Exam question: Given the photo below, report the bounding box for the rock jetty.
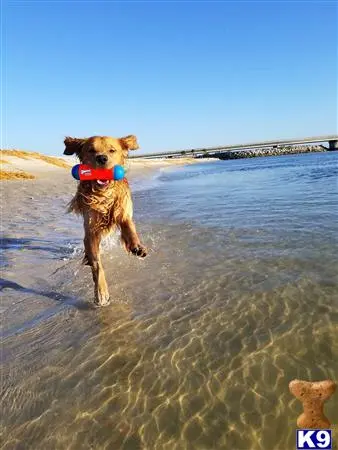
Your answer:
[196,145,326,160]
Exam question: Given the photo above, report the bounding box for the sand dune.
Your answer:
[1,150,71,180]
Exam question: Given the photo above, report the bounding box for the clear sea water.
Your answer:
[1,151,338,450]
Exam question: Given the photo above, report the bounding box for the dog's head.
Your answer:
[64,135,139,188]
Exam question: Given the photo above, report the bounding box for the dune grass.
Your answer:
[0,158,11,165]
[0,170,36,181]
[0,149,71,169]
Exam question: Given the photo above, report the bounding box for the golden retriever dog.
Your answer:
[64,135,147,306]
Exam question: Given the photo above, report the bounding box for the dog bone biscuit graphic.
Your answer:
[289,379,336,429]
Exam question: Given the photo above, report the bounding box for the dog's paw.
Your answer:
[94,287,110,307]
[94,296,110,307]
[131,245,148,258]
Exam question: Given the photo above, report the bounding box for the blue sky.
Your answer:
[1,1,337,155]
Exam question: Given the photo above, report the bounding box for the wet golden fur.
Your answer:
[68,176,133,234]
[64,135,147,306]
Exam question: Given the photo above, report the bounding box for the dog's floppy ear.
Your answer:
[120,135,139,151]
[63,137,86,156]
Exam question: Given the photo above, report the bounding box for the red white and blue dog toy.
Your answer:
[71,164,125,181]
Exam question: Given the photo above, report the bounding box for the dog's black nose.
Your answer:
[96,154,108,165]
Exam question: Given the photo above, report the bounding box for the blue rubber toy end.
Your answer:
[113,165,125,181]
[71,164,80,180]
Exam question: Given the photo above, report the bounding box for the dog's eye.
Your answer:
[89,148,96,154]
[110,148,116,153]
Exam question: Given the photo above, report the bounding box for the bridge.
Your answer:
[130,135,338,159]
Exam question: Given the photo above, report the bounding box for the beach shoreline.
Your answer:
[0,149,215,182]
[2,145,331,182]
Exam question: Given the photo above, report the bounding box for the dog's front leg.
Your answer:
[120,218,147,258]
[83,214,110,307]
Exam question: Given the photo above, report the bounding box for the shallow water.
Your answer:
[1,152,338,450]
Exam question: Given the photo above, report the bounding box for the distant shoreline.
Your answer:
[1,146,335,181]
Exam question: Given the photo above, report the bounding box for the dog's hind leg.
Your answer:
[83,213,110,307]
